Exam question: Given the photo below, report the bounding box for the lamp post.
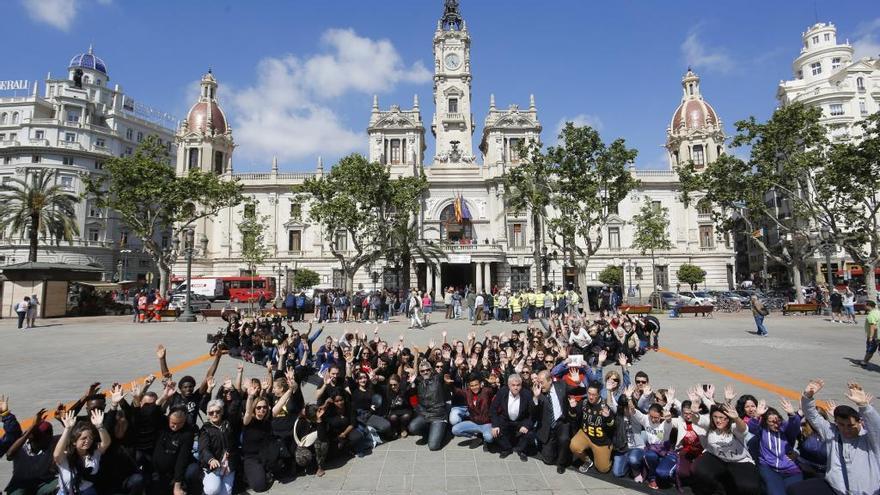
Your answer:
[119,249,132,281]
[178,228,197,323]
[274,263,287,296]
[819,227,836,289]
[625,259,639,302]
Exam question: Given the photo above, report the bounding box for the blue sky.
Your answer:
[8,0,879,171]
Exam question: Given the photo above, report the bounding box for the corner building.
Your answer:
[179,5,735,300]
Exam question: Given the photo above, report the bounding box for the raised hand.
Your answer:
[164,382,176,398]
[756,399,768,417]
[223,376,233,390]
[441,330,448,339]
[779,397,795,415]
[598,349,607,364]
[428,338,435,349]
[724,385,736,402]
[600,404,611,417]
[247,383,258,398]
[532,381,542,398]
[90,409,105,427]
[285,368,295,385]
[568,367,580,382]
[0,394,8,415]
[110,383,125,405]
[618,354,628,367]
[720,403,738,419]
[60,409,76,429]
[87,382,101,397]
[145,374,156,387]
[206,376,216,390]
[845,382,873,407]
[666,387,675,404]
[374,326,379,336]
[323,373,332,385]
[568,397,578,408]
[705,384,715,399]
[316,405,326,419]
[623,384,636,398]
[825,399,838,413]
[804,379,824,399]
[33,408,47,426]
[687,387,700,404]
[156,345,166,359]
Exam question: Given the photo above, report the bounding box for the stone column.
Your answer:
[475,263,483,293]
[483,262,491,293]
[434,264,443,303]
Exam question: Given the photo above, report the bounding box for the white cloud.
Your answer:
[21,0,78,31]
[852,17,880,60]
[552,114,603,143]
[681,30,734,73]
[229,28,430,164]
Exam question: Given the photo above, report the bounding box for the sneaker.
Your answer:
[578,461,593,474]
[647,480,659,490]
[469,437,484,449]
[634,474,644,483]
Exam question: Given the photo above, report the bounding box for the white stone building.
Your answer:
[0,48,176,281]
[176,4,735,301]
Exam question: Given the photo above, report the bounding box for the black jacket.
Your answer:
[415,373,448,421]
[534,381,570,443]
[153,425,195,483]
[489,386,533,430]
[198,420,239,470]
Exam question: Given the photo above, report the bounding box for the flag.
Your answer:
[460,198,471,220]
[454,195,462,223]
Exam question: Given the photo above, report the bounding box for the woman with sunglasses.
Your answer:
[198,399,239,495]
[407,346,450,450]
[381,374,414,438]
[241,385,275,492]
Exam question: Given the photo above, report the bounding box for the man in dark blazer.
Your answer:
[490,373,534,461]
[532,370,571,473]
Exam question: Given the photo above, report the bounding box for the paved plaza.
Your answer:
[0,310,876,493]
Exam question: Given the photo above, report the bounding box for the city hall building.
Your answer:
[176,4,735,300]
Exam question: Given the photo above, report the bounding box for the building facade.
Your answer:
[0,47,176,281]
[177,4,735,301]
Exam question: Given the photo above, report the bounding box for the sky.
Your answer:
[6,0,880,172]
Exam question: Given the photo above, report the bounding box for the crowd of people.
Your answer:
[2,308,877,495]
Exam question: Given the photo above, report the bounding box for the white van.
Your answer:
[173,278,224,301]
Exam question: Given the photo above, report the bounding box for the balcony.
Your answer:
[0,140,20,148]
[58,141,83,150]
[442,113,465,123]
[28,139,49,146]
[697,213,712,222]
[700,244,716,251]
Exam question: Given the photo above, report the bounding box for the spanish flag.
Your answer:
[454,195,463,223]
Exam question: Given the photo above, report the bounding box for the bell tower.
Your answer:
[176,70,234,177]
[431,0,476,164]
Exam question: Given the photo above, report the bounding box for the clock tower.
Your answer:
[432,0,476,164]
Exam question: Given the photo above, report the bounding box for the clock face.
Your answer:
[444,53,461,70]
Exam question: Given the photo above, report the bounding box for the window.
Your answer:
[448,98,458,114]
[832,57,841,70]
[59,176,73,190]
[95,160,104,170]
[188,148,199,169]
[829,104,844,116]
[243,203,256,219]
[65,132,76,142]
[510,223,525,248]
[0,133,4,141]
[0,113,6,124]
[651,200,662,211]
[860,99,868,116]
[9,132,16,141]
[161,236,169,249]
[688,84,694,96]
[3,157,10,164]
[66,111,79,123]
[692,144,705,166]
[824,33,830,41]
[697,199,713,215]
[34,130,44,140]
[213,151,224,174]
[124,146,133,156]
[95,137,105,148]
[812,35,819,45]
[390,139,401,164]
[608,201,619,215]
[797,70,803,80]
[699,225,714,248]
[810,62,822,76]
[136,131,143,143]
[508,138,522,163]
[857,77,865,90]
[31,155,41,163]
[88,229,100,242]
[126,128,133,140]
[62,156,74,166]
[290,203,301,221]
[288,230,302,251]
[88,203,102,218]
[334,231,348,252]
[608,227,620,250]
[11,112,19,124]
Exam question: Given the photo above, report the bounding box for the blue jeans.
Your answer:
[408,415,447,451]
[644,450,677,482]
[449,406,468,425]
[451,421,495,443]
[758,464,802,495]
[17,311,27,329]
[612,448,645,477]
[203,468,235,495]
[754,314,768,335]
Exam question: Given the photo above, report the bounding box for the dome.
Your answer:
[670,99,718,131]
[69,47,107,75]
[186,101,227,134]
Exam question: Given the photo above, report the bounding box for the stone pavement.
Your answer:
[0,310,876,492]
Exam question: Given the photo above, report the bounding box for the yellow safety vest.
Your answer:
[535,293,545,306]
[510,296,521,311]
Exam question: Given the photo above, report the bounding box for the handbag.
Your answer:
[293,418,318,448]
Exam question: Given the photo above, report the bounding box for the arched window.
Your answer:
[0,113,6,125]
[697,198,713,216]
[440,203,473,243]
[11,112,19,124]
[857,77,865,91]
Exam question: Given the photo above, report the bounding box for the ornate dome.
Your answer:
[186,101,227,134]
[669,68,719,132]
[69,46,107,75]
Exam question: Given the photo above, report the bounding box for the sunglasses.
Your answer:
[255,405,268,410]
[635,380,648,385]
[419,368,431,373]
[208,410,222,416]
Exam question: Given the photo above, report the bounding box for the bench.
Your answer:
[620,305,652,315]
[854,303,868,314]
[676,305,714,317]
[200,309,224,320]
[157,309,180,320]
[783,303,819,315]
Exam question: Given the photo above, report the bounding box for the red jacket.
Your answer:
[455,387,495,425]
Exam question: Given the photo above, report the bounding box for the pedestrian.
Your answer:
[842,287,857,325]
[26,294,39,328]
[473,292,484,325]
[830,287,843,323]
[751,295,769,336]
[860,300,879,369]
[408,289,423,329]
[15,296,30,330]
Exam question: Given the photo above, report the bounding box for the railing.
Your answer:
[23,118,58,126]
[1,238,117,248]
[58,141,83,150]
[234,172,317,181]
[0,140,20,147]
[442,113,465,122]
[697,213,712,221]
[634,170,677,177]
[28,139,49,146]
[700,245,716,251]
[433,242,503,252]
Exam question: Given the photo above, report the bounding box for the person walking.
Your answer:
[751,295,769,337]
[860,300,879,369]
[408,289,424,329]
[15,296,30,329]
[26,294,39,328]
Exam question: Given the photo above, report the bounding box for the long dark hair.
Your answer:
[736,394,758,418]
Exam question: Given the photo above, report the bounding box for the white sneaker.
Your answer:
[578,461,593,474]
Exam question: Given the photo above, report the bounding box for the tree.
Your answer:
[630,198,674,307]
[293,154,391,292]
[598,265,623,286]
[292,268,320,289]
[237,198,271,305]
[545,123,639,309]
[677,263,706,290]
[820,112,880,300]
[0,169,79,262]
[84,136,243,294]
[503,139,553,289]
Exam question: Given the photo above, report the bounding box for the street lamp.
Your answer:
[178,228,197,323]
[273,263,288,296]
[819,226,836,289]
[625,259,639,302]
[540,246,557,290]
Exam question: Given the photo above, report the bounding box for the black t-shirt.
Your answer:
[168,391,204,426]
[152,426,195,480]
[270,388,304,438]
[830,292,843,306]
[242,417,272,457]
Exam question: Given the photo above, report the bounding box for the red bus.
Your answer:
[223,276,276,303]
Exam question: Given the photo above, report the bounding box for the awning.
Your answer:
[73,281,121,291]
[838,266,880,276]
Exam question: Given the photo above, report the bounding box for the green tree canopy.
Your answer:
[598,265,623,286]
[292,268,321,289]
[0,169,80,262]
[84,136,243,294]
[631,197,673,305]
[676,263,706,290]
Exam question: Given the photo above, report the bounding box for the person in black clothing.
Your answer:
[199,399,239,495]
[348,371,392,439]
[381,374,414,438]
[407,347,451,451]
[151,410,198,495]
[241,388,276,492]
[156,345,223,428]
[489,374,534,461]
[532,370,571,473]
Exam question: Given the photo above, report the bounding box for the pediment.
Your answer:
[283,220,309,229]
[443,86,464,97]
[374,114,417,129]
[606,214,625,226]
[494,115,537,128]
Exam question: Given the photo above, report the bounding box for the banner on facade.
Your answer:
[447,253,471,264]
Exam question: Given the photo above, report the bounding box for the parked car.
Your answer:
[717,290,749,307]
[169,293,212,312]
[677,290,713,305]
[648,291,684,309]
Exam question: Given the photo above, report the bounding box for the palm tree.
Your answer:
[0,169,80,262]
[386,216,445,291]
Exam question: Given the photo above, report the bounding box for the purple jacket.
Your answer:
[748,413,802,475]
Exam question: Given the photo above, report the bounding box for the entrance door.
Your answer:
[442,262,475,291]
[511,267,530,291]
[654,265,669,290]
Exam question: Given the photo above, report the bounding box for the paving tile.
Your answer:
[386,450,417,463]
[551,490,590,495]
[481,491,517,495]
[376,474,413,492]
[447,460,478,476]
[304,477,345,490]
[339,475,379,491]
[512,474,551,490]
[415,448,447,461]
[445,450,476,462]
[475,460,509,476]
[477,474,515,490]
[503,458,541,475]
[413,460,443,476]
[516,491,554,495]
[411,475,446,491]
[446,475,481,491]
[541,472,584,490]
[446,488,483,495]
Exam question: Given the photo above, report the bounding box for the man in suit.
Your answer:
[532,370,571,473]
[490,373,533,461]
